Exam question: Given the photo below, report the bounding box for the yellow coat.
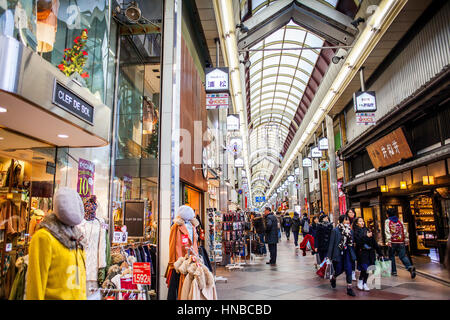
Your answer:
[26,228,87,300]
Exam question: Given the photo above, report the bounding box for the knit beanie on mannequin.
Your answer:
[177,205,195,221]
[54,187,84,226]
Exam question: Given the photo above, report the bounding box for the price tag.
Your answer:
[132,262,151,285]
[5,243,12,252]
[181,234,189,245]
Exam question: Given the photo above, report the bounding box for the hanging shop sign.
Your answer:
[302,157,312,167]
[113,231,128,244]
[228,138,242,155]
[205,67,229,93]
[284,191,289,197]
[202,148,208,179]
[46,161,56,175]
[319,160,329,171]
[294,167,300,175]
[132,262,151,285]
[123,200,146,237]
[234,158,244,168]
[311,147,322,158]
[319,137,328,150]
[366,127,413,170]
[356,112,376,125]
[77,158,95,199]
[206,93,229,109]
[52,80,94,124]
[227,114,240,131]
[255,196,265,203]
[295,183,301,189]
[353,91,377,112]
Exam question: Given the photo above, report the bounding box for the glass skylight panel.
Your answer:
[322,0,338,7]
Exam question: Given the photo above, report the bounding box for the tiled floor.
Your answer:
[215,235,450,300]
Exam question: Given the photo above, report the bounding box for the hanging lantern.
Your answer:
[400,181,407,189]
[380,185,389,193]
[423,176,435,185]
[36,0,60,53]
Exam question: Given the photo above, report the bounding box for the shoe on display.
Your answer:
[352,271,356,281]
[330,278,336,288]
[363,283,370,291]
[357,280,363,291]
[409,266,416,279]
[346,288,356,297]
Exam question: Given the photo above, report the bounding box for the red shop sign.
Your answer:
[132,262,151,285]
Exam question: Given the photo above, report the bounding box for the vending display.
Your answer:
[410,195,437,251]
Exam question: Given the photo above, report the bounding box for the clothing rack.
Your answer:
[89,287,156,295]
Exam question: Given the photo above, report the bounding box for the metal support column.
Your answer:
[297,154,305,212]
[326,114,339,225]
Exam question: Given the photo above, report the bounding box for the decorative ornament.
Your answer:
[319,160,329,171]
[58,29,89,79]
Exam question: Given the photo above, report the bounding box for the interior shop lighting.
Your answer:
[288,175,295,182]
[0,137,4,140]
[423,176,434,185]
[400,181,407,189]
[0,107,7,112]
[57,134,69,138]
[265,0,406,198]
[380,185,389,193]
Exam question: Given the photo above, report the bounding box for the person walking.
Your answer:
[316,214,333,262]
[353,217,383,291]
[346,209,357,281]
[385,208,416,278]
[264,207,279,266]
[300,213,310,237]
[282,212,293,241]
[253,212,267,256]
[310,215,319,254]
[327,214,357,297]
[276,211,283,241]
[291,212,301,248]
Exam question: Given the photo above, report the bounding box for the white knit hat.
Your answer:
[177,205,195,221]
[54,187,84,226]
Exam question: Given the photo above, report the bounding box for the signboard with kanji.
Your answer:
[206,93,229,109]
[205,67,229,93]
[366,127,413,170]
[132,262,151,285]
[353,91,377,112]
[356,112,376,125]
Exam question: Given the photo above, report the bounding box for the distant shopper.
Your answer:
[353,217,383,291]
[253,213,267,256]
[310,215,319,253]
[327,214,357,297]
[300,213,310,236]
[264,207,279,266]
[282,213,293,241]
[316,214,333,262]
[385,208,416,278]
[276,211,284,240]
[346,209,357,280]
[291,212,301,247]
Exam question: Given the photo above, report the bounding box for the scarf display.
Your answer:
[337,223,353,251]
[84,195,98,221]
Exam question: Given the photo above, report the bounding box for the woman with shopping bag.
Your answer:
[326,214,357,297]
[353,217,383,291]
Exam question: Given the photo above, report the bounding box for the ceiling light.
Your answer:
[0,137,4,140]
[57,134,69,138]
[125,1,141,23]
[332,55,344,64]
[0,107,7,112]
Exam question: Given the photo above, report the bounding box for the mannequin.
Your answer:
[26,187,87,300]
[167,205,199,300]
[78,195,107,295]
[29,209,45,236]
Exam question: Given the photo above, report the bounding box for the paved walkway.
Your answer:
[215,234,450,300]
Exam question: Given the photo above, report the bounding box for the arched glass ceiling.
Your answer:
[248,20,325,192]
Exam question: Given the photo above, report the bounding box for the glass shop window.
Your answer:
[0,0,110,102]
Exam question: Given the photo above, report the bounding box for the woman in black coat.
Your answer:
[316,214,333,262]
[353,217,383,292]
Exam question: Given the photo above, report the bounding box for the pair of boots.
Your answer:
[330,277,356,297]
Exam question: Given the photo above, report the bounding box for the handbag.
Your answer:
[324,259,334,279]
[375,257,391,278]
[316,259,328,278]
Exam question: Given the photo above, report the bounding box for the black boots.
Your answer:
[330,277,336,288]
[347,287,356,297]
[409,266,416,279]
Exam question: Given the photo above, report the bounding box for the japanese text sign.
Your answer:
[77,158,95,198]
[366,127,413,170]
[132,262,151,285]
[205,68,229,93]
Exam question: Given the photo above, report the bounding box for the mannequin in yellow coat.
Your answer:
[26,187,87,300]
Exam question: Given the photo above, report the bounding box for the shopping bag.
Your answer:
[375,258,391,278]
[316,258,327,278]
[324,259,334,280]
[306,241,312,251]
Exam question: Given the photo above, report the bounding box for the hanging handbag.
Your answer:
[316,258,327,278]
[324,259,334,279]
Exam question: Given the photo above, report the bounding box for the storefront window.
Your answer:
[0,0,111,103]
[0,128,56,299]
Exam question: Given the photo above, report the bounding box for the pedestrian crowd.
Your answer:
[252,206,416,297]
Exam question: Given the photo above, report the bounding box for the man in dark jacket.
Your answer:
[282,213,293,241]
[300,213,310,236]
[291,212,301,247]
[264,207,279,266]
[253,213,266,255]
[316,214,333,262]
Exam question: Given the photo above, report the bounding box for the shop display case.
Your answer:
[410,196,437,251]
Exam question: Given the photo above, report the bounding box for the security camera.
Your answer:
[236,23,249,33]
[332,55,344,64]
[350,17,365,28]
